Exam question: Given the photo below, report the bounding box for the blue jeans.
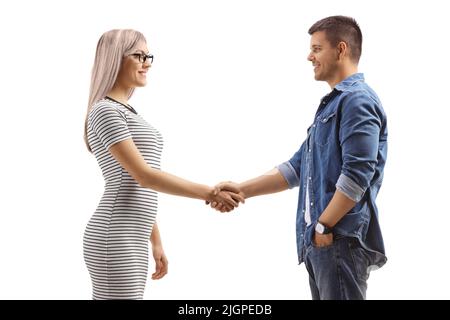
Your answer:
[304,236,374,300]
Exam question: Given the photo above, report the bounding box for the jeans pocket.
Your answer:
[312,238,335,250]
[348,239,370,281]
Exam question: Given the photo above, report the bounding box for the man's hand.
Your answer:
[207,181,246,213]
[313,232,334,247]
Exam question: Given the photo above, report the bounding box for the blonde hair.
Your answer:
[84,29,147,152]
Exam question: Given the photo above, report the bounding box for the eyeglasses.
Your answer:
[130,52,154,64]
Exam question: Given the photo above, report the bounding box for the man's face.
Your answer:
[307,31,339,83]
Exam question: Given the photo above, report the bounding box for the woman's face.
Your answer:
[116,41,152,89]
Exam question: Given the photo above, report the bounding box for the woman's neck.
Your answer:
[106,84,131,105]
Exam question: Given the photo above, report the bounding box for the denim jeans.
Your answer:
[304,236,374,300]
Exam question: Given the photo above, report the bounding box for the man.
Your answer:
[210,16,388,300]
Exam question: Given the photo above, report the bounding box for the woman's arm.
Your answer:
[150,223,168,280]
[108,138,243,209]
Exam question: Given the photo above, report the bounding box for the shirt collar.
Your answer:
[334,73,365,92]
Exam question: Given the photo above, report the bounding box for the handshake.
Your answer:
[206,181,245,213]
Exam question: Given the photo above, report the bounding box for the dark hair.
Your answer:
[308,15,362,63]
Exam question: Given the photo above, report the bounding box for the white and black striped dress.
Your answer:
[83,97,163,300]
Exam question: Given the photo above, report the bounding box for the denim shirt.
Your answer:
[277,73,388,268]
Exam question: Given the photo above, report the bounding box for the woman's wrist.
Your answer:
[202,185,216,202]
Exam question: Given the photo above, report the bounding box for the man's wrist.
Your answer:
[315,220,334,234]
[318,219,334,228]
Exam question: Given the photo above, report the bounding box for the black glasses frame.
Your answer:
[130,52,154,64]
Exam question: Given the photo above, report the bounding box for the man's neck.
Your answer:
[327,64,358,89]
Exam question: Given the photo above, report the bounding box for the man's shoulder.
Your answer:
[338,82,381,108]
[335,84,386,122]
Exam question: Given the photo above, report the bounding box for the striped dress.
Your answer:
[83,97,163,300]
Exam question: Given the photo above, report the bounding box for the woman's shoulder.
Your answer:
[90,98,117,111]
[88,99,128,126]
[89,98,124,117]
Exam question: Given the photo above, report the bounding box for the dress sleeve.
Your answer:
[89,104,132,150]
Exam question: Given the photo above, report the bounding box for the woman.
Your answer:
[83,29,243,300]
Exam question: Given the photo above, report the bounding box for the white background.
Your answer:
[0,0,449,300]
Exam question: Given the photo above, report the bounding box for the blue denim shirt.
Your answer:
[278,73,388,268]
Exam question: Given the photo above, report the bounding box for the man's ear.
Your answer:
[337,41,348,61]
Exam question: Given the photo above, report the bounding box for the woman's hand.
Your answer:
[151,245,168,280]
[207,181,246,213]
[206,182,245,212]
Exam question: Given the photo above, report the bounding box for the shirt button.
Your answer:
[308,149,311,152]
[310,202,314,207]
[308,177,312,180]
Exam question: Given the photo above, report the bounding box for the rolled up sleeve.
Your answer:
[277,143,304,189]
[336,173,365,202]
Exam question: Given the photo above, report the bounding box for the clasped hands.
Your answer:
[206,181,245,212]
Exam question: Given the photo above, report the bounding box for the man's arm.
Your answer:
[240,168,289,198]
[211,144,304,212]
[317,190,356,228]
[314,190,356,246]
[234,144,304,199]
[211,168,289,211]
